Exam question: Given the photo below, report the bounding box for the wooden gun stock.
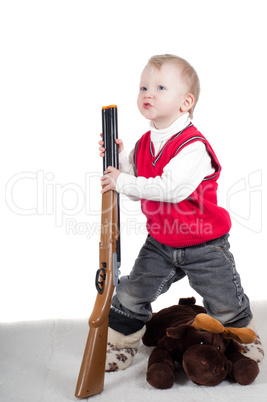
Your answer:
[75,106,120,399]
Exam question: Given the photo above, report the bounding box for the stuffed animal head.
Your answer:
[165,313,257,386]
[166,323,234,385]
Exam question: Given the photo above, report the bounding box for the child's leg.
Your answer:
[182,234,252,328]
[106,235,185,371]
[181,234,264,362]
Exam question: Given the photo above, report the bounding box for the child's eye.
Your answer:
[158,86,165,90]
[140,87,147,92]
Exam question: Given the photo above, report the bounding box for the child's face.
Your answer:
[137,62,192,129]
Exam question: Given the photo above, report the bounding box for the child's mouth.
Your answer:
[144,103,152,109]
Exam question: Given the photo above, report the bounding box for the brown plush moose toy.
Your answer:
[142,297,259,389]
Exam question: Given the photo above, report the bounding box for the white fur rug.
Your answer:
[1,300,266,402]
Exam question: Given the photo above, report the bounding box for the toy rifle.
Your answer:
[75,105,121,399]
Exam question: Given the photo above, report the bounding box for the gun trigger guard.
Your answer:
[95,268,106,294]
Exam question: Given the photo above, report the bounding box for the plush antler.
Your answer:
[192,313,256,344]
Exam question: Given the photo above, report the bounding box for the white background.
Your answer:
[1,0,266,322]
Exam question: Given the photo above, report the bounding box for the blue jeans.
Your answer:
[109,234,252,335]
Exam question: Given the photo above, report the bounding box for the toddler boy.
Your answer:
[99,54,259,371]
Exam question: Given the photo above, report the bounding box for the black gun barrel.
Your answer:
[101,105,121,266]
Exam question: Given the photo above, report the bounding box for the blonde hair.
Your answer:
[148,54,200,118]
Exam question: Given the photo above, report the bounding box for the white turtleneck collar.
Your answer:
[150,113,191,155]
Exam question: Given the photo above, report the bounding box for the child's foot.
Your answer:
[241,334,264,363]
[241,318,264,363]
[105,327,145,372]
[105,342,138,371]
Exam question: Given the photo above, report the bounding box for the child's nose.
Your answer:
[144,90,154,99]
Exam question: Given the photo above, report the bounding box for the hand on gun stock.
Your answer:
[100,166,121,193]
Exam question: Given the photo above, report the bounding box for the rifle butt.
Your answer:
[75,318,109,399]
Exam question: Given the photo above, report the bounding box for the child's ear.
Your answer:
[181,94,194,113]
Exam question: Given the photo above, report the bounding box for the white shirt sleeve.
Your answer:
[116,141,215,203]
[119,148,136,176]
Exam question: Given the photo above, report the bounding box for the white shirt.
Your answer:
[116,113,215,203]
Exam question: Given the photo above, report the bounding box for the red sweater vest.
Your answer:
[134,124,231,247]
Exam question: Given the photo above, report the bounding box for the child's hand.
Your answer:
[100,166,121,193]
[98,134,124,157]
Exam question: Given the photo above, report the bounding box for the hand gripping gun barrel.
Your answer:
[75,105,121,399]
